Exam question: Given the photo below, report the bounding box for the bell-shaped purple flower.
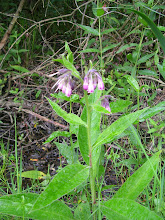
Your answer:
[65,83,72,97]
[88,75,95,93]
[93,75,97,89]
[83,69,104,94]
[83,76,88,90]
[98,77,104,90]
[101,95,111,114]
[51,68,74,97]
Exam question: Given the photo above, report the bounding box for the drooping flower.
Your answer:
[50,68,74,97]
[83,76,88,90]
[87,75,95,93]
[98,76,104,90]
[83,69,104,93]
[101,95,111,114]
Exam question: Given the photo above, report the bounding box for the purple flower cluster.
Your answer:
[50,68,105,100]
[101,95,111,113]
[51,68,74,97]
[83,69,104,93]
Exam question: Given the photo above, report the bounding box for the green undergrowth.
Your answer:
[0,0,165,219]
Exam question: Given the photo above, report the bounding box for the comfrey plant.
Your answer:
[0,43,162,220]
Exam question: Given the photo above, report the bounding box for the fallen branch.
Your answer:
[15,108,69,130]
[0,99,68,130]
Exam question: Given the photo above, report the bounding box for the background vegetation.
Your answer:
[0,0,165,219]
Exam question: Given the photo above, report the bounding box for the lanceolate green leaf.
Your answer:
[78,106,89,164]
[93,108,147,148]
[62,56,80,78]
[47,98,87,127]
[44,131,71,144]
[20,170,46,179]
[116,43,138,54]
[131,9,165,54]
[10,65,29,73]
[114,151,161,200]
[93,104,111,114]
[101,198,162,220]
[124,75,140,92]
[0,193,74,220]
[31,164,89,210]
[79,24,99,36]
[138,102,165,122]
[102,43,120,53]
[78,48,100,53]
[65,41,74,64]
[137,53,155,65]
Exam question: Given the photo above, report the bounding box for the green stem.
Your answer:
[98,17,103,70]
[137,91,140,130]
[132,29,145,78]
[14,115,20,193]
[97,0,103,72]
[84,91,96,219]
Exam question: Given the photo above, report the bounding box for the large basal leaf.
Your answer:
[131,10,165,54]
[101,198,162,220]
[31,164,89,210]
[0,193,74,220]
[47,98,87,127]
[114,151,161,200]
[93,108,147,148]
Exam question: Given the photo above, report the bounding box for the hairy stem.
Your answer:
[84,91,96,219]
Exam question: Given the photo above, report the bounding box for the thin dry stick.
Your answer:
[15,108,69,130]
[137,75,165,87]
[0,0,95,68]
[0,0,25,51]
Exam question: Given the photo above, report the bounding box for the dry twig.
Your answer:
[0,0,25,51]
